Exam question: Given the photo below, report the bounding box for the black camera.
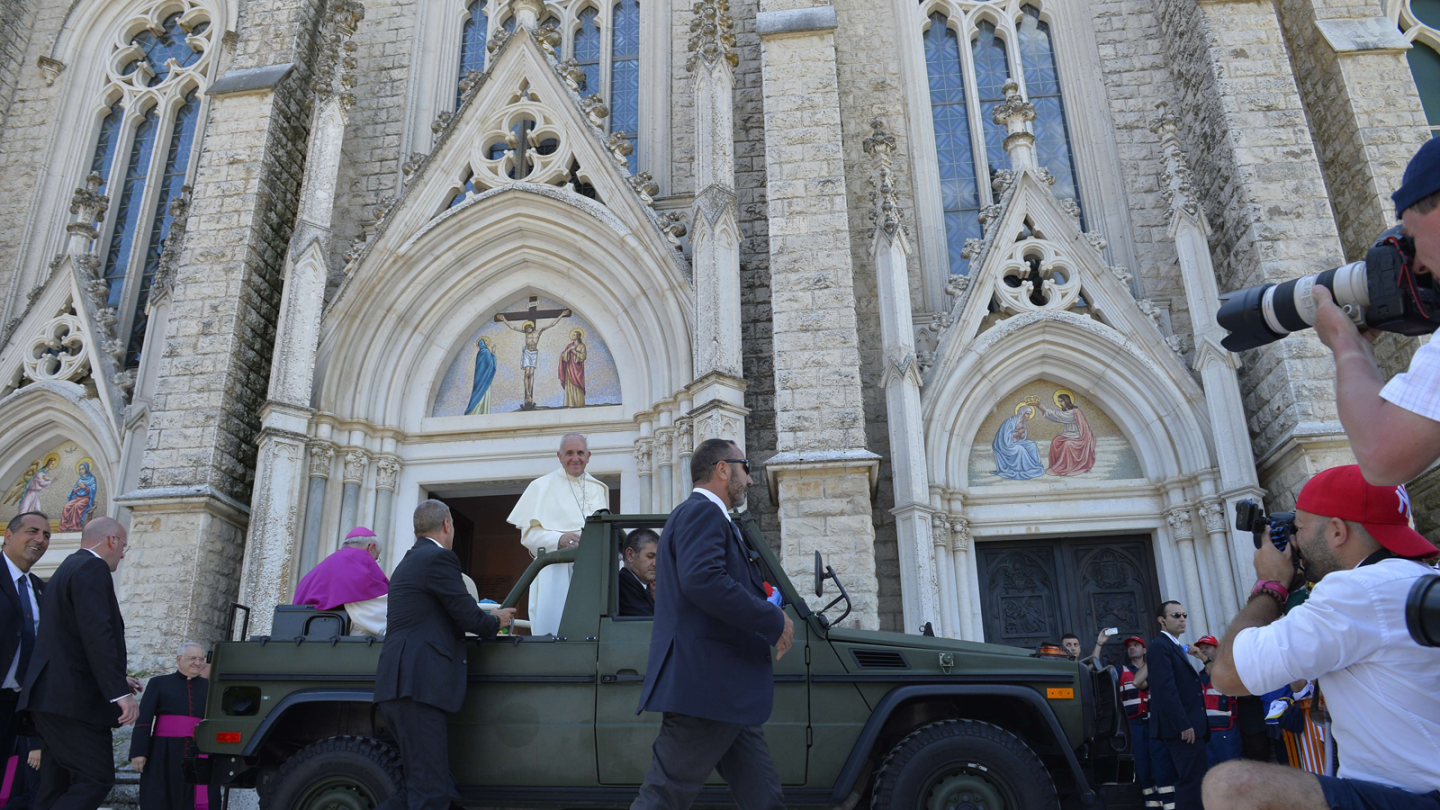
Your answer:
[1235,500,1296,552]
[1218,226,1437,352]
[1406,575,1440,648]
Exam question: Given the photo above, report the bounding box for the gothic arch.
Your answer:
[0,382,123,520]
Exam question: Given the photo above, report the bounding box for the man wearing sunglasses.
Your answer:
[1149,600,1209,810]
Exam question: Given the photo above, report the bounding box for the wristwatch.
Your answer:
[1250,579,1290,604]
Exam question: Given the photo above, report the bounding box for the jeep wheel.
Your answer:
[871,719,1057,810]
[264,736,403,810]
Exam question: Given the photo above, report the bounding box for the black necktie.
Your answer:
[15,576,34,684]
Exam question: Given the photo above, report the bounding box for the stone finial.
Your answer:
[458,69,485,102]
[512,0,547,29]
[487,27,512,56]
[67,172,109,250]
[401,152,428,179]
[344,234,368,271]
[536,21,562,58]
[431,110,454,135]
[628,172,659,206]
[149,186,193,304]
[312,0,364,110]
[556,58,586,93]
[863,119,906,243]
[579,94,610,129]
[991,79,1036,172]
[1151,101,1199,218]
[605,132,633,167]
[686,0,739,72]
[658,211,688,250]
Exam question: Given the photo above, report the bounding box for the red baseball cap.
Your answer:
[1296,465,1439,560]
[1195,635,1219,647]
[1123,636,1146,648]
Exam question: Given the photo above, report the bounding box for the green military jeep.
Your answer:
[196,513,1136,810]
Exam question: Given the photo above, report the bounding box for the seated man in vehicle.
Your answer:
[292,527,390,636]
[618,528,658,617]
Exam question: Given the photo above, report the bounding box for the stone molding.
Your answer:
[764,450,881,504]
[756,6,838,38]
[114,484,252,526]
[1314,16,1411,54]
[207,62,296,97]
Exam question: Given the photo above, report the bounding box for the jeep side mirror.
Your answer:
[814,550,824,598]
[811,552,852,629]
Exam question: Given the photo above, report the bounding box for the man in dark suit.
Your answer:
[0,512,49,806]
[633,438,795,810]
[1148,600,1208,810]
[617,528,657,617]
[20,516,141,810]
[374,500,514,810]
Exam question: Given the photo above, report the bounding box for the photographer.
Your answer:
[1314,138,1440,486]
[1203,465,1440,810]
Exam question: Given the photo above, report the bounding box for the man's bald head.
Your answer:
[81,516,128,571]
[559,433,588,452]
[558,433,591,478]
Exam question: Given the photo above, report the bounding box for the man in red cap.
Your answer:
[1188,636,1240,768]
[1205,465,1440,810]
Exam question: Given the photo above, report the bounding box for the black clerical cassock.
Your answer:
[128,672,221,810]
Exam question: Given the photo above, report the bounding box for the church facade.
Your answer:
[0,0,1434,672]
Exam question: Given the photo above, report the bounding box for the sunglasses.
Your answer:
[723,458,751,475]
[1168,612,1188,619]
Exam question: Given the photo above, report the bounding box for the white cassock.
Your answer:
[506,467,609,636]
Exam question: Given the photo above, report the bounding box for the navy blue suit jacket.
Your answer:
[637,492,786,726]
[1147,632,1209,742]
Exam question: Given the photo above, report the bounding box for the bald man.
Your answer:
[20,517,141,810]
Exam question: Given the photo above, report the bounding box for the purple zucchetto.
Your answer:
[345,526,378,541]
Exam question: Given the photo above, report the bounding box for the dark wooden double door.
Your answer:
[976,536,1161,669]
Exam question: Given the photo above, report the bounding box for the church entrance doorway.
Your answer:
[975,536,1160,668]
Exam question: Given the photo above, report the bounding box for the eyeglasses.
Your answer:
[1168,612,1188,619]
[723,458,751,475]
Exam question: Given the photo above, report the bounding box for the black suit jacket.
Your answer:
[374,538,499,713]
[617,567,654,617]
[637,492,786,727]
[0,559,43,687]
[1147,632,1209,741]
[19,550,127,725]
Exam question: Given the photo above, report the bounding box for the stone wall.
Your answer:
[0,0,36,142]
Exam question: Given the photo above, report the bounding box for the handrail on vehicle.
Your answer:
[500,546,580,610]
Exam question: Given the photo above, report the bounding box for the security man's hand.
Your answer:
[494,607,517,629]
[1180,727,1196,744]
[117,695,139,726]
[775,613,794,660]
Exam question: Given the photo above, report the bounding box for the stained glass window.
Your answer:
[457,0,489,106]
[926,14,982,276]
[1019,6,1082,220]
[102,108,159,310]
[1408,40,1440,135]
[611,0,640,174]
[574,7,602,95]
[448,169,479,208]
[89,105,124,195]
[131,13,207,87]
[972,21,1011,186]
[125,90,199,367]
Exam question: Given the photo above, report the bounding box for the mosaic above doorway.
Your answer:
[968,381,1141,486]
[0,440,106,532]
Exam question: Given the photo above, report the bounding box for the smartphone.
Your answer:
[1104,626,1118,636]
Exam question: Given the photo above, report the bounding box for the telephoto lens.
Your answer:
[1405,575,1440,648]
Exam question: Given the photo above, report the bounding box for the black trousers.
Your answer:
[374,699,459,810]
[30,712,113,810]
[631,713,784,810]
[1162,736,1209,810]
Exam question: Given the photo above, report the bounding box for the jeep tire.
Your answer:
[263,736,403,810]
[871,719,1057,810]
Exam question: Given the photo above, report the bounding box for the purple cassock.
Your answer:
[292,545,389,610]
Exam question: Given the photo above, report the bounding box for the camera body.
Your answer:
[1218,227,1437,352]
[1235,499,1296,552]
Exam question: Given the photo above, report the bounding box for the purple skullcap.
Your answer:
[345,526,378,540]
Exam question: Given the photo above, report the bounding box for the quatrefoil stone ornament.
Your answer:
[23,313,90,384]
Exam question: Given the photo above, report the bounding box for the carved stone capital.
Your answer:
[654,429,675,463]
[307,442,337,479]
[375,456,402,491]
[635,438,654,476]
[342,449,370,484]
[950,515,972,552]
[1199,499,1227,535]
[930,513,950,549]
[37,56,65,86]
[1165,505,1196,541]
[676,421,694,452]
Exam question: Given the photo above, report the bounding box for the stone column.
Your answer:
[238,1,366,635]
[374,456,401,548]
[758,1,881,630]
[930,514,958,637]
[685,0,748,445]
[949,515,977,641]
[1199,496,1241,623]
[337,449,369,540]
[1165,502,1210,638]
[676,420,695,504]
[864,118,941,635]
[1153,104,1265,601]
[297,441,335,576]
[655,428,675,513]
[635,439,654,513]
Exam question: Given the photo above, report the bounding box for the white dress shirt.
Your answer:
[692,487,731,518]
[1380,339,1440,422]
[2,553,38,691]
[1233,557,1440,793]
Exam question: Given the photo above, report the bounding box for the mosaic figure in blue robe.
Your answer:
[992,403,1045,480]
[466,337,497,415]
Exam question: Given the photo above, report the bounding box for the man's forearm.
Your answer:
[1333,342,1440,484]
[1213,594,1283,696]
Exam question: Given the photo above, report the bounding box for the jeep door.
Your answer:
[594,520,808,785]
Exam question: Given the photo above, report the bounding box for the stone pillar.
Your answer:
[1164,500,1210,639]
[374,456,401,548]
[949,514,977,640]
[757,1,881,630]
[1151,0,1352,502]
[676,420,695,503]
[864,119,941,635]
[686,0,748,445]
[238,1,366,635]
[298,441,335,575]
[655,428,675,513]
[635,439,654,513]
[1199,496,1241,623]
[337,449,369,540]
[1153,104,1266,602]
[930,514,958,637]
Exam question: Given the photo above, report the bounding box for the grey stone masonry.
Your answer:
[0,0,36,141]
[1151,0,1350,502]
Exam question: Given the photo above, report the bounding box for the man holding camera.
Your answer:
[1205,465,1440,810]
[1313,138,1440,486]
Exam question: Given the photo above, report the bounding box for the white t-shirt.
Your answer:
[1381,339,1440,422]
[1233,557,1440,793]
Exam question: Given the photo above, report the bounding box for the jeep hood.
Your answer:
[825,626,1051,659]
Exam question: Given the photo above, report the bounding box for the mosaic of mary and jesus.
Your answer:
[991,390,1097,480]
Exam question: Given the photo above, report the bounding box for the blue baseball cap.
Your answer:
[1393,138,1440,218]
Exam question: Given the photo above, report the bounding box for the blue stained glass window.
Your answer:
[89,105,124,194]
[972,21,1012,185]
[126,91,199,367]
[610,0,640,174]
[102,108,159,310]
[925,14,982,275]
[133,13,205,87]
[457,0,489,107]
[574,7,602,95]
[1019,6,1083,222]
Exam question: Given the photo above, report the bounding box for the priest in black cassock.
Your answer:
[129,643,220,810]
